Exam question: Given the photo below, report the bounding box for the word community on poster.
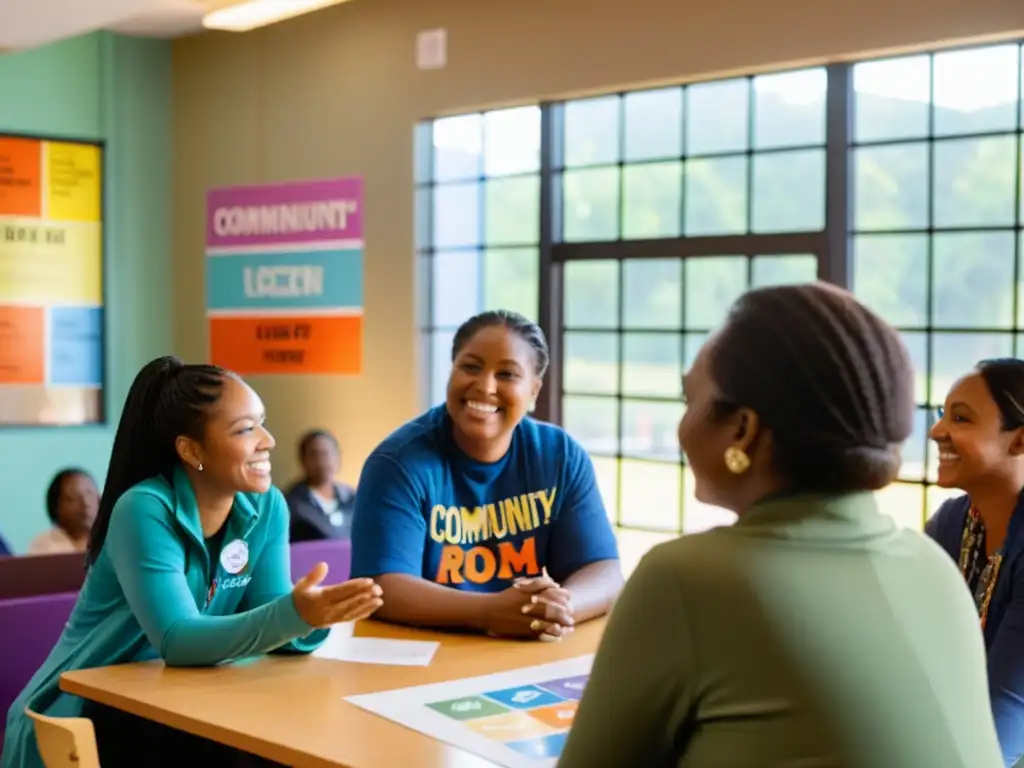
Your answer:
[345,655,593,768]
[205,177,364,376]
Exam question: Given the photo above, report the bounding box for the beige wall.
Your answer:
[172,0,1024,486]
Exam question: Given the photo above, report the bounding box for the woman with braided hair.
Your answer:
[560,282,1001,768]
[1,356,383,768]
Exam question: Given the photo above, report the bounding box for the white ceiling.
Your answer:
[0,0,220,49]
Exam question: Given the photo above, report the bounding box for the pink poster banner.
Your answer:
[206,177,363,249]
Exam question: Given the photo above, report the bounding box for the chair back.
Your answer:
[0,553,86,599]
[0,592,78,731]
[26,709,100,768]
[289,539,352,584]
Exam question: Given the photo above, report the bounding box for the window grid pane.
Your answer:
[563,253,821,533]
[850,43,1024,530]
[417,107,543,409]
[555,67,828,533]
[554,70,828,245]
[415,44,1024,539]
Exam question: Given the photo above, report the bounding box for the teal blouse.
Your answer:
[1,467,326,768]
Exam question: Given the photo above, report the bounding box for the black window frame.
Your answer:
[417,41,1024,534]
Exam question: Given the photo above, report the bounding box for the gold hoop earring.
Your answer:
[724,446,750,475]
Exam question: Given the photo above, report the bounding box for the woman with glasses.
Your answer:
[928,358,1024,767]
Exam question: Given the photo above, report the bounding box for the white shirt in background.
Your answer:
[27,527,82,556]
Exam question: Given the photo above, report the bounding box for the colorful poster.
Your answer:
[0,135,103,425]
[346,655,593,767]
[205,178,363,375]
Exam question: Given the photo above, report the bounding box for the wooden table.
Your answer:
[60,619,605,767]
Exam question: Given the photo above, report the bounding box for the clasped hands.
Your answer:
[289,564,573,642]
[483,574,575,642]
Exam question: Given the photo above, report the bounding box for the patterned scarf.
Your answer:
[958,507,1004,630]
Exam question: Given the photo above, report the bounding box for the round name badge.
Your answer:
[220,539,249,575]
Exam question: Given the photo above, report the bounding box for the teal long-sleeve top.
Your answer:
[0,467,327,768]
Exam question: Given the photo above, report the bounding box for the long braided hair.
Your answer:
[86,356,229,565]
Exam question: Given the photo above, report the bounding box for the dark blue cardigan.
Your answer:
[927,494,1024,767]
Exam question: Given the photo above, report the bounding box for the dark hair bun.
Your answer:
[787,444,902,493]
[710,283,913,493]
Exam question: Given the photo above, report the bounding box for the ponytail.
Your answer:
[86,356,227,565]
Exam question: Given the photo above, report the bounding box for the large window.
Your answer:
[552,74,826,532]
[554,73,828,243]
[417,39,1024,535]
[415,108,542,405]
[849,46,1024,527]
[561,255,818,534]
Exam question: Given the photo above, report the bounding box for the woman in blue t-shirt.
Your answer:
[351,310,623,641]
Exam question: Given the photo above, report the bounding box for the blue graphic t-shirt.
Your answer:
[351,406,619,592]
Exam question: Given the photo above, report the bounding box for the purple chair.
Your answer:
[0,592,77,747]
[289,539,352,585]
[0,552,86,600]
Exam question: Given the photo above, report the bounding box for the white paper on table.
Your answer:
[312,629,440,667]
[345,655,594,768]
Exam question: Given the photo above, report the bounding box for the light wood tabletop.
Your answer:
[59,619,606,768]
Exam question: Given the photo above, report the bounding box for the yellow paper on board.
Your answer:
[0,217,102,304]
[44,142,101,222]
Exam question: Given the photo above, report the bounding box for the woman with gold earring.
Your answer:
[559,282,1002,768]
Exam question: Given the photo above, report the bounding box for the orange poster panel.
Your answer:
[0,138,42,217]
[0,305,45,384]
[208,314,363,375]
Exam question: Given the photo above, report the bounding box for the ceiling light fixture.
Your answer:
[202,0,349,33]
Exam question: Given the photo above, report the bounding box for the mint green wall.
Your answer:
[0,33,172,553]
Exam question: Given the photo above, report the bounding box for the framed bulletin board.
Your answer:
[0,134,105,426]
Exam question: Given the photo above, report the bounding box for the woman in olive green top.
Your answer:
[559,283,1002,768]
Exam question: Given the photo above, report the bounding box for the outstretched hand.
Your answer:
[291,562,383,629]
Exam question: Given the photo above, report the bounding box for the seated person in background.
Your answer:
[559,283,1002,768]
[28,468,99,555]
[927,358,1024,766]
[284,429,355,542]
[351,310,623,641]
[1,356,382,768]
